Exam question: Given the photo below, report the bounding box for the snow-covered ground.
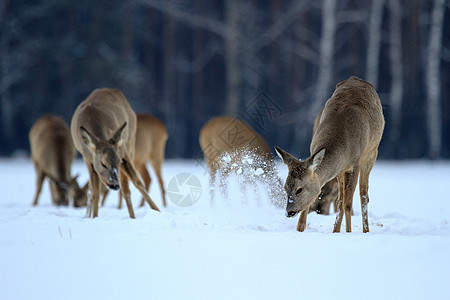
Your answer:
[1,158,450,300]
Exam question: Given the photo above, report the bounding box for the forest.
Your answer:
[0,0,449,159]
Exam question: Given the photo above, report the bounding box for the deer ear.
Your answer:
[309,148,325,171]
[80,127,97,152]
[81,181,89,193]
[111,122,127,147]
[275,146,298,166]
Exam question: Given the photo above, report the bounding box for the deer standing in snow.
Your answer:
[199,116,283,205]
[29,115,88,207]
[101,113,168,208]
[276,76,384,232]
[71,88,159,218]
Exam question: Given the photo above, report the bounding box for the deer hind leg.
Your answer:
[297,208,309,232]
[333,175,345,232]
[121,158,160,212]
[150,157,166,208]
[343,167,360,233]
[87,163,101,218]
[32,170,45,206]
[137,164,151,207]
[119,170,135,219]
[359,150,377,233]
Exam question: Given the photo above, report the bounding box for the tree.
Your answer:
[365,0,385,89]
[425,0,446,158]
[387,0,404,155]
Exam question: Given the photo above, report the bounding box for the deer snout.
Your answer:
[108,168,120,190]
[286,210,298,218]
[286,195,300,217]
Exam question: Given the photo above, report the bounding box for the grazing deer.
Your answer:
[199,116,283,205]
[101,114,168,208]
[29,115,88,207]
[275,76,384,232]
[71,88,160,218]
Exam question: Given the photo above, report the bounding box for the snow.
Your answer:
[1,158,450,300]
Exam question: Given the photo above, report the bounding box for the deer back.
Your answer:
[134,114,168,166]
[199,116,272,172]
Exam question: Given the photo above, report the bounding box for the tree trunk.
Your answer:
[388,0,403,155]
[365,0,385,89]
[310,0,337,123]
[425,0,445,158]
[225,0,241,116]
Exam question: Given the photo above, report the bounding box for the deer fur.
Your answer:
[101,114,168,208]
[275,76,384,232]
[308,108,339,215]
[71,88,159,218]
[29,115,88,207]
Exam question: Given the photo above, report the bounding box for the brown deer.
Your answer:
[29,115,88,207]
[199,116,283,205]
[71,88,160,218]
[275,76,384,232]
[101,114,168,208]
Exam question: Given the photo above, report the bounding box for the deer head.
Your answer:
[69,175,89,207]
[275,146,325,217]
[45,172,70,206]
[79,122,127,191]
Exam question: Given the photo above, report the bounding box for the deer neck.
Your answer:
[312,145,347,188]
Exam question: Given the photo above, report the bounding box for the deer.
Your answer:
[29,115,88,207]
[70,88,160,218]
[275,76,385,233]
[199,116,284,205]
[101,113,168,208]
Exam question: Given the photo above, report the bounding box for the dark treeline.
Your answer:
[0,0,449,159]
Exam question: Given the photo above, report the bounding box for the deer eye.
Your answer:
[295,188,303,195]
[109,139,115,145]
[101,162,107,169]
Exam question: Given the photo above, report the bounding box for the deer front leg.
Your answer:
[138,164,151,207]
[333,175,345,232]
[119,170,135,219]
[32,171,45,206]
[87,163,100,218]
[297,209,309,232]
[121,158,160,212]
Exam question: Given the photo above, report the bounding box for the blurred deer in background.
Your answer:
[276,76,384,232]
[101,114,168,208]
[29,115,88,207]
[199,116,283,205]
[71,88,159,218]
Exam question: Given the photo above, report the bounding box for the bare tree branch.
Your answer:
[136,0,236,40]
